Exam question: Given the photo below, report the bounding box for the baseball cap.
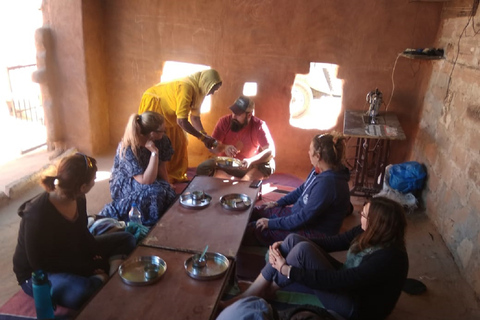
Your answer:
[229,96,255,115]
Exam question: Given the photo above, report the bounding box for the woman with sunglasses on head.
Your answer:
[225,197,408,320]
[13,154,136,310]
[243,133,351,246]
[99,111,176,226]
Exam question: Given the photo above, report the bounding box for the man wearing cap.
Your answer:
[196,95,275,181]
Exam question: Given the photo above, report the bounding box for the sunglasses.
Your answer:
[315,133,330,141]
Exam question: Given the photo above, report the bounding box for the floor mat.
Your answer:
[0,290,75,320]
[223,282,323,311]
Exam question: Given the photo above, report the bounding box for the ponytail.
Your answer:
[40,176,57,192]
[120,111,165,159]
[312,132,346,171]
[40,154,97,199]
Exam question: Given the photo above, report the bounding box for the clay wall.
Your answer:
[42,0,442,177]
[97,0,442,177]
[412,1,480,295]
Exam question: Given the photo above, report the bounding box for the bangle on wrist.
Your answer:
[287,265,292,279]
[280,263,287,276]
[151,151,157,157]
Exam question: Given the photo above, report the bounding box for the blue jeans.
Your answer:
[22,272,104,310]
[261,234,355,320]
[22,232,136,310]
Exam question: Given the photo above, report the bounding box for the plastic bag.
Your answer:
[388,161,426,194]
[376,164,418,212]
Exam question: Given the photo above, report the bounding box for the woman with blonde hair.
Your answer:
[243,133,351,246]
[13,154,136,310]
[99,111,176,226]
[138,69,222,182]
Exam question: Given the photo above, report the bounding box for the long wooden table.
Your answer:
[142,176,259,258]
[75,175,258,320]
[75,246,232,320]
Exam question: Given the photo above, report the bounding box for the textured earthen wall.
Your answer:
[412,2,480,295]
[41,0,110,155]
[41,0,444,177]
[42,0,93,153]
[82,0,110,154]
[100,0,443,177]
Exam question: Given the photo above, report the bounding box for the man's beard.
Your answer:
[230,118,248,132]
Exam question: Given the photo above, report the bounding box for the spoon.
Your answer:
[199,244,208,261]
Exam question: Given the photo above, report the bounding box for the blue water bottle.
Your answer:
[32,270,55,319]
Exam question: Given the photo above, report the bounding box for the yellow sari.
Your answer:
[139,69,222,182]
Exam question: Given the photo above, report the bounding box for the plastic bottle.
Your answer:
[32,270,55,319]
[129,202,143,225]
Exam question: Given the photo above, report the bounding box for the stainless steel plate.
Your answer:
[179,192,212,209]
[216,156,243,169]
[119,256,167,286]
[184,252,229,280]
[220,193,252,211]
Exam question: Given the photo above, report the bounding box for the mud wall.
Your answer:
[412,1,480,296]
[43,0,442,177]
[99,0,442,177]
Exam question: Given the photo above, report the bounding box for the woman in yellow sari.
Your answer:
[138,69,222,182]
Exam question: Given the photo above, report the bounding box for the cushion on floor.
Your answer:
[0,290,75,320]
[223,282,323,311]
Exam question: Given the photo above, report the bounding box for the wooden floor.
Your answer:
[0,150,479,319]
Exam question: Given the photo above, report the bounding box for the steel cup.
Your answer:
[191,191,205,201]
[192,254,207,269]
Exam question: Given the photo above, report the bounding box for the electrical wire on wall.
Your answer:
[444,0,480,105]
[385,53,402,112]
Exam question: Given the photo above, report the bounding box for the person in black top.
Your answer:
[224,197,408,320]
[13,153,136,310]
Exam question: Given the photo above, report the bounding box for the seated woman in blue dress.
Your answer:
[99,111,176,226]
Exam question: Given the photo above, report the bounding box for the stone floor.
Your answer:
[0,149,479,319]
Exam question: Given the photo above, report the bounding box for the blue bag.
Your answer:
[388,161,426,194]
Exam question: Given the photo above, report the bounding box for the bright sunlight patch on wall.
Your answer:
[243,82,257,96]
[289,62,343,130]
[161,61,213,113]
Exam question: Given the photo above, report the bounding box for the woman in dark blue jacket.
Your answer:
[243,133,351,246]
[229,197,408,320]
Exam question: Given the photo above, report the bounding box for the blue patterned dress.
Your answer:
[99,136,176,226]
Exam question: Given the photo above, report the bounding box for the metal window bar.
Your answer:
[6,64,46,153]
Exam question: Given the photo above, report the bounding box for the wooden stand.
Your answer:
[344,110,406,197]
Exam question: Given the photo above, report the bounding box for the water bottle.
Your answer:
[32,270,55,319]
[129,202,143,225]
